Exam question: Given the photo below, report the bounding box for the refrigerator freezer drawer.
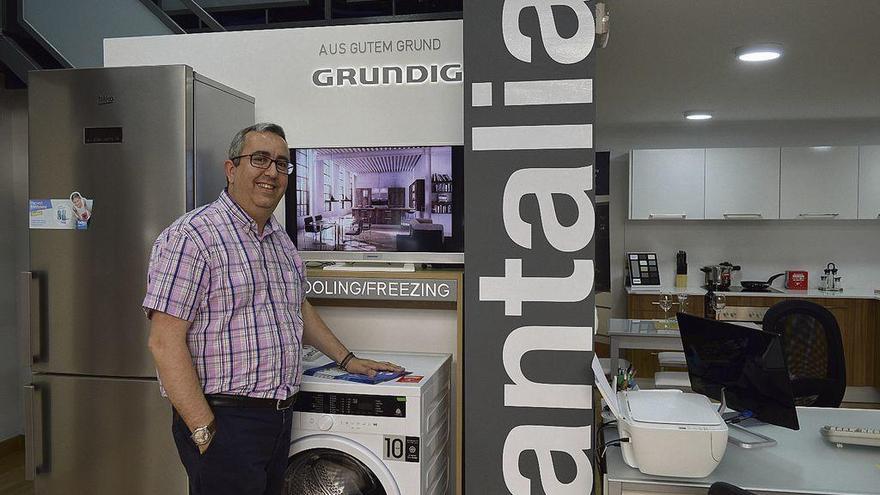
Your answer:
[27,375,187,494]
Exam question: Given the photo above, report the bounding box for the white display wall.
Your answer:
[104,20,463,148]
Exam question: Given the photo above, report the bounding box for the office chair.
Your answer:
[708,482,756,495]
[761,300,846,407]
[311,215,333,245]
[360,217,372,242]
[343,220,362,245]
[303,216,319,242]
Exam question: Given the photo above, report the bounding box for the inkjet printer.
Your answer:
[593,358,728,478]
[593,314,802,477]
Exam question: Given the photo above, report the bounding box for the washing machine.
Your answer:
[284,351,452,495]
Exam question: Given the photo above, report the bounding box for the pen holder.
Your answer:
[616,367,637,391]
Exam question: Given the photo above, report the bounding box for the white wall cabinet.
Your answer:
[780,147,859,219]
[629,146,874,221]
[858,146,880,219]
[629,149,705,220]
[705,148,780,220]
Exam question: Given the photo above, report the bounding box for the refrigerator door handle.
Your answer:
[18,271,41,364]
[24,384,45,479]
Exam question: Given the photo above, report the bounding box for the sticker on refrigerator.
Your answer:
[29,192,93,230]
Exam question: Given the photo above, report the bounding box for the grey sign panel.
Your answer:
[464,2,597,494]
[305,277,458,302]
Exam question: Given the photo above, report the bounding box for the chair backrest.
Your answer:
[708,482,756,495]
[346,221,362,235]
[304,216,314,227]
[761,299,846,407]
[315,214,323,221]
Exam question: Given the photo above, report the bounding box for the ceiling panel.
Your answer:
[315,147,425,173]
[597,0,880,125]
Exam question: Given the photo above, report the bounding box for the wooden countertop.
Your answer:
[626,285,880,300]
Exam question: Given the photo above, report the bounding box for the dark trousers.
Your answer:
[172,406,293,495]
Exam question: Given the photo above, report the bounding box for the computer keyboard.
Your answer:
[820,425,880,448]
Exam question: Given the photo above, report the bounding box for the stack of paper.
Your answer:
[591,355,621,419]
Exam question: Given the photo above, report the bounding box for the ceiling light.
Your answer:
[735,43,784,62]
[683,111,713,121]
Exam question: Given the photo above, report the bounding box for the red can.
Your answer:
[786,271,809,290]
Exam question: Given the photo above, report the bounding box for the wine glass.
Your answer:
[658,293,674,327]
[676,292,689,315]
[711,293,727,314]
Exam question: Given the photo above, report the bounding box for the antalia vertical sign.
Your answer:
[464,1,596,494]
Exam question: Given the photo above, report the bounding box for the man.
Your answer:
[143,122,401,495]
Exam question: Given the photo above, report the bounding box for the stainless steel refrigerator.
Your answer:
[21,65,255,494]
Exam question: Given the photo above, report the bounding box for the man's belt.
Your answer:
[205,393,297,411]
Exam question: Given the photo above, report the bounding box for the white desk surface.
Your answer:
[604,407,880,495]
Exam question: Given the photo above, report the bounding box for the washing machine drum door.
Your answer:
[284,448,388,495]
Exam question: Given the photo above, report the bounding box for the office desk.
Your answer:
[607,319,761,378]
[604,407,880,495]
[608,319,682,376]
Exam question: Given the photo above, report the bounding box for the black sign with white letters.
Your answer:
[464,1,597,494]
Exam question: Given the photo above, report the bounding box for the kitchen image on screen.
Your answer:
[291,146,456,253]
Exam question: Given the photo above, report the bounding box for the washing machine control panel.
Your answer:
[295,391,407,418]
[317,415,334,431]
[301,414,385,434]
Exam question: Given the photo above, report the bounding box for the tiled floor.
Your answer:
[0,446,33,495]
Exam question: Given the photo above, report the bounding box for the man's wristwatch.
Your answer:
[191,420,216,447]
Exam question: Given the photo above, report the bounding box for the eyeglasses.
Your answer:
[232,153,293,175]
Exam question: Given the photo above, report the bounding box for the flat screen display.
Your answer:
[285,146,463,263]
[676,313,800,430]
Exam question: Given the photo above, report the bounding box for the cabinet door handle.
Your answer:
[24,384,45,479]
[648,213,686,219]
[723,213,763,219]
[798,213,839,218]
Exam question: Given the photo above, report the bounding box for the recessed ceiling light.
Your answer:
[735,43,784,62]
[684,111,713,121]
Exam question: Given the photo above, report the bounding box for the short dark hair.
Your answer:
[227,122,287,160]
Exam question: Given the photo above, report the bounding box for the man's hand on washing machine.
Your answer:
[345,357,404,378]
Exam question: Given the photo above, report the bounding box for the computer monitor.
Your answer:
[285,146,464,265]
[676,313,800,430]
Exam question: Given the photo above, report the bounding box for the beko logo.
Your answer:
[312,63,462,88]
[97,95,115,105]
